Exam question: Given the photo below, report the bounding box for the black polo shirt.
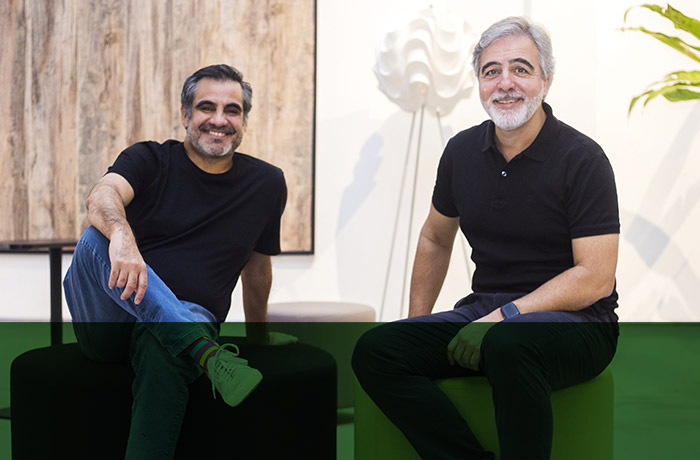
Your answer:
[432,103,619,310]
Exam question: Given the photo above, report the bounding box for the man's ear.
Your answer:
[180,106,189,129]
[542,77,552,100]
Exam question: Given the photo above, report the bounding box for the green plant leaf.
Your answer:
[629,93,647,114]
[626,4,700,41]
[661,87,700,101]
[621,26,700,63]
[630,81,700,113]
[646,4,700,42]
[624,4,663,22]
[659,70,700,84]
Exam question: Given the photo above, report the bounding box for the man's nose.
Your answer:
[497,71,515,91]
[210,109,227,125]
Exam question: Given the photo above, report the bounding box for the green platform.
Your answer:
[1,322,699,459]
[355,368,614,459]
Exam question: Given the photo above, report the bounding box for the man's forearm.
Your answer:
[408,235,453,317]
[242,282,271,322]
[241,263,272,345]
[86,182,134,242]
[241,254,273,323]
[513,265,614,314]
[85,177,148,303]
[512,234,618,315]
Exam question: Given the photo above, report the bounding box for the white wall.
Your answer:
[2,0,699,322]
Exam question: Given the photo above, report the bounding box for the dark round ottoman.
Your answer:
[11,337,336,460]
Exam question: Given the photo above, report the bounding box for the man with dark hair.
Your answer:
[353,17,619,460]
[64,64,294,459]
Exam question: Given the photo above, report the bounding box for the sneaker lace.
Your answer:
[208,343,248,399]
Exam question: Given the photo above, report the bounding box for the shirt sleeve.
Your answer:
[431,146,459,218]
[106,142,161,197]
[566,150,620,239]
[253,169,287,255]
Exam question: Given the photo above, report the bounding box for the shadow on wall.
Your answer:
[333,109,456,319]
[336,133,384,233]
[621,103,700,320]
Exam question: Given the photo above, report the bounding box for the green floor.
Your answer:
[609,323,700,459]
[1,322,699,459]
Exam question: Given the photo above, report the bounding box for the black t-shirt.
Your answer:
[107,140,287,321]
[432,103,619,314]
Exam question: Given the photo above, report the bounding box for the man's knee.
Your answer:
[352,327,381,379]
[481,323,543,379]
[67,227,111,282]
[73,322,134,363]
[352,323,403,380]
[130,326,201,381]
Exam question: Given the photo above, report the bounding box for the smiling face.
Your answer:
[181,78,246,168]
[478,35,550,131]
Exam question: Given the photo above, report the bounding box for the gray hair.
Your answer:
[472,17,555,81]
[180,64,253,123]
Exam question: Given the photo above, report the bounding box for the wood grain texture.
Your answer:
[0,0,29,239]
[1,0,315,252]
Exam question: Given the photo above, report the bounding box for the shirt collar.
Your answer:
[480,102,560,162]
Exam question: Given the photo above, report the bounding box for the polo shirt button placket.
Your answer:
[493,168,508,209]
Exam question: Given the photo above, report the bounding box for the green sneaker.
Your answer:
[207,343,262,407]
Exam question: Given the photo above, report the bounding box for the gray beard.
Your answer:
[186,127,241,159]
[483,84,545,131]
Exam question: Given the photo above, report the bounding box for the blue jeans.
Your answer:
[63,226,219,460]
[352,293,618,460]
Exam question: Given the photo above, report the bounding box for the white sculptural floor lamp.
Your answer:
[375,6,475,319]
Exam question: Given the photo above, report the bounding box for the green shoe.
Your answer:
[207,343,262,407]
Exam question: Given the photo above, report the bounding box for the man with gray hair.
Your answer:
[64,64,294,459]
[353,17,619,460]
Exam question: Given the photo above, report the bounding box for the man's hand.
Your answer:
[108,231,148,304]
[245,325,298,346]
[447,312,502,370]
[267,332,298,346]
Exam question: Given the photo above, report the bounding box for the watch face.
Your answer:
[502,302,520,319]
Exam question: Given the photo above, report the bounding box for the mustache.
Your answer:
[489,91,526,103]
[199,123,236,135]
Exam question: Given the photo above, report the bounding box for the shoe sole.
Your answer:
[221,368,263,407]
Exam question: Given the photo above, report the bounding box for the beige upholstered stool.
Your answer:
[268,301,376,408]
[267,301,375,322]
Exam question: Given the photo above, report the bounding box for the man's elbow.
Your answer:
[85,183,109,215]
[592,274,616,302]
[85,189,97,213]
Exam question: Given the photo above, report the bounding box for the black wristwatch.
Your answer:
[500,302,520,319]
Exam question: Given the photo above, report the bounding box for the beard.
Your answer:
[482,83,545,131]
[185,122,243,159]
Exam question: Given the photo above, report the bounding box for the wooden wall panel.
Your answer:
[27,0,79,238]
[1,0,315,253]
[0,0,29,239]
[75,0,127,237]
[224,0,316,252]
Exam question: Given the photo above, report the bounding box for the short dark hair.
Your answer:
[180,64,253,122]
